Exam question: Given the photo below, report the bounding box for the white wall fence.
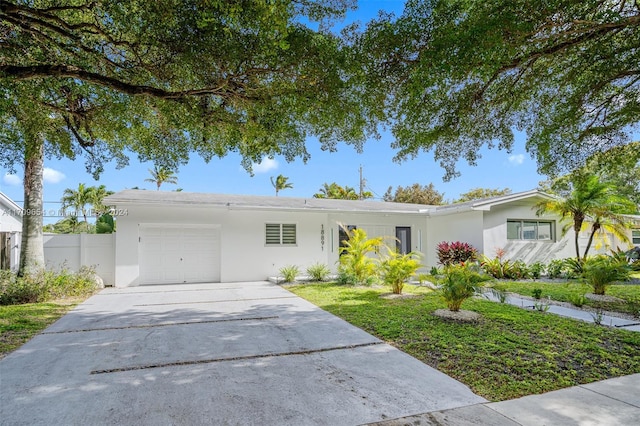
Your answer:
[43,233,115,286]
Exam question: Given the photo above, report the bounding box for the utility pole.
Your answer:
[359,165,365,200]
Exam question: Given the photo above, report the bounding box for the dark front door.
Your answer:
[396,227,411,254]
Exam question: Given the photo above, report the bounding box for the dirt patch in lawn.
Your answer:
[432,309,483,323]
[380,293,422,300]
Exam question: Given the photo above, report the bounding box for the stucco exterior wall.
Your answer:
[326,212,428,270]
[482,202,636,263]
[481,202,569,263]
[0,206,22,232]
[425,211,484,267]
[223,209,328,281]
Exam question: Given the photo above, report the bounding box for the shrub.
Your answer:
[569,293,587,307]
[546,259,566,279]
[306,263,331,282]
[583,255,630,295]
[563,258,584,279]
[529,262,545,279]
[532,288,542,299]
[480,255,508,279]
[335,270,357,286]
[509,260,531,280]
[279,265,299,283]
[479,256,517,279]
[417,273,432,284]
[439,263,491,311]
[338,226,383,285]
[379,251,422,294]
[0,267,98,305]
[436,241,478,266]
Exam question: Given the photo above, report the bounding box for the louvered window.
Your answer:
[265,223,297,245]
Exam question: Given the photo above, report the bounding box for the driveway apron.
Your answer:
[0,281,485,425]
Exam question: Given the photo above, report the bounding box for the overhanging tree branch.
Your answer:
[0,65,265,101]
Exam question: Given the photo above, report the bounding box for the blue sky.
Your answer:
[0,0,546,220]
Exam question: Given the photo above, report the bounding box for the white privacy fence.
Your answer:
[43,233,115,286]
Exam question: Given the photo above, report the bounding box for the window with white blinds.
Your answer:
[265,223,297,245]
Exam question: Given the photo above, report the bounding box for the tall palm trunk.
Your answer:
[19,136,45,276]
[573,213,585,261]
[583,221,601,260]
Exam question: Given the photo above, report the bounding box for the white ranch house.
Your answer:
[102,189,639,287]
[2,189,638,286]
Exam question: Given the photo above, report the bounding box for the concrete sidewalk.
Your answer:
[367,373,640,425]
[0,281,484,425]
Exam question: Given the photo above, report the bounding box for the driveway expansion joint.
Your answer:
[42,316,280,334]
[90,341,384,375]
[577,384,640,409]
[133,295,299,306]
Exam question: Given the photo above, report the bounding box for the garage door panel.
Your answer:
[139,225,220,285]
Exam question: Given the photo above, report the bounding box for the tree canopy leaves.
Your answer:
[454,188,512,204]
[0,0,365,273]
[358,0,640,180]
[1,0,369,174]
[383,183,444,205]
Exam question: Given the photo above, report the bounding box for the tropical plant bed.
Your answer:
[490,281,640,318]
[0,298,82,359]
[287,282,640,401]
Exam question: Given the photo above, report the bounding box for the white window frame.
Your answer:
[265,223,297,246]
[507,220,555,241]
[632,229,640,245]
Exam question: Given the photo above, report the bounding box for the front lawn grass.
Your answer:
[491,281,640,315]
[288,283,640,401]
[0,299,81,358]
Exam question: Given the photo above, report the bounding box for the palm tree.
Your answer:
[536,174,635,260]
[314,182,364,200]
[61,183,95,230]
[145,166,178,190]
[89,184,114,215]
[270,174,293,196]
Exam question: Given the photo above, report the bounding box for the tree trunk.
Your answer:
[18,135,45,276]
[583,221,601,260]
[573,221,582,260]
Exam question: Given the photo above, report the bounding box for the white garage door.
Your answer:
[139,224,221,284]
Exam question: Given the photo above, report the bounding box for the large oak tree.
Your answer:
[0,0,372,274]
[358,0,640,180]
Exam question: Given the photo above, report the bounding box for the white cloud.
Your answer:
[43,168,66,184]
[2,173,21,186]
[252,158,278,174]
[508,154,525,166]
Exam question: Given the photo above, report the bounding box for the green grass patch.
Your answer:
[288,283,640,401]
[0,299,81,358]
[492,281,640,315]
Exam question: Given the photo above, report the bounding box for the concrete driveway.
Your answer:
[0,281,485,425]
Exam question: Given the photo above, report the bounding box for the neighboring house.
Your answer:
[0,192,22,271]
[104,189,637,287]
